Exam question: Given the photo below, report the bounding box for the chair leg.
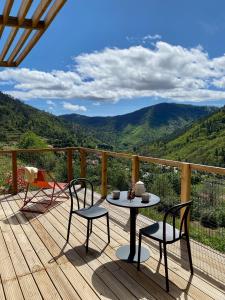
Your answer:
[186,235,193,274]
[159,242,162,259]
[137,232,142,270]
[90,220,93,234]
[86,219,90,253]
[106,213,110,244]
[163,242,169,292]
[67,212,73,242]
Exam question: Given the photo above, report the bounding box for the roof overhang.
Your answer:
[0,0,67,67]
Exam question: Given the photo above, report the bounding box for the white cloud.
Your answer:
[63,102,87,112]
[92,102,101,106]
[46,100,56,106]
[126,34,162,44]
[1,41,225,103]
[142,34,162,41]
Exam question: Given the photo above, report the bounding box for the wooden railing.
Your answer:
[1,147,225,208]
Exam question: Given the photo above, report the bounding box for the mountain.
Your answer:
[60,103,216,151]
[0,92,76,147]
[160,106,225,166]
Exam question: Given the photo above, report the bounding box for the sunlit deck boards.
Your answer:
[0,0,67,67]
[0,191,224,300]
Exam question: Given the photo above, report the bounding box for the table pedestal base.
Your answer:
[116,245,150,263]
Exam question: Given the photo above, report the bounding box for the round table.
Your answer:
[106,191,160,263]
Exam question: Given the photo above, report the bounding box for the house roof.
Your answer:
[0,0,67,67]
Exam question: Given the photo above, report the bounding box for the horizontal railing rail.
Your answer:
[0,147,225,209]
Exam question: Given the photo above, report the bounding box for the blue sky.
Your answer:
[1,0,225,116]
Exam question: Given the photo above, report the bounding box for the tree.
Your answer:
[17,131,55,170]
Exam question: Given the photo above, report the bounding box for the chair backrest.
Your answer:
[163,201,192,242]
[68,178,94,210]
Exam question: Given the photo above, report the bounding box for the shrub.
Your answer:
[200,210,219,229]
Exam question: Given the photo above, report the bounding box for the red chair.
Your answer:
[16,168,69,213]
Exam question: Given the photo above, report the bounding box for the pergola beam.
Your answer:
[0,16,45,30]
[0,0,13,38]
[0,0,67,67]
[16,0,67,66]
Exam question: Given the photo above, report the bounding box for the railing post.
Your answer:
[101,151,108,199]
[180,163,191,227]
[79,148,87,178]
[12,151,18,194]
[180,163,191,262]
[67,148,73,182]
[132,155,139,186]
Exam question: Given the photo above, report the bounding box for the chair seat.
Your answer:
[74,205,108,219]
[141,221,181,242]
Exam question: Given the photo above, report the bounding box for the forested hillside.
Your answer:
[61,103,216,151]
[0,92,75,147]
[162,106,225,166]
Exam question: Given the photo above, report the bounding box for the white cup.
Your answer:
[141,192,150,203]
[112,190,120,199]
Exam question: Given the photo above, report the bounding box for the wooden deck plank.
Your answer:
[53,203,172,300]
[12,198,118,300]
[32,270,62,300]
[0,201,31,278]
[57,201,192,300]
[61,195,223,300]
[93,199,224,300]
[1,199,44,273]
[0,192,224,300]
[101,199,225,299]
[18,274,42,300]
[3,278,24,300]
[36,207,136,300]
[0,277,6,300]
[104,195,225,280]
[0,228,17,282]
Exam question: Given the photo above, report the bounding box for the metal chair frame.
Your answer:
[137,201,193,291]
[17,168,69,213]
[67,178,110,252]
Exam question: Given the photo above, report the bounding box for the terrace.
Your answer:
[0,147,224,299]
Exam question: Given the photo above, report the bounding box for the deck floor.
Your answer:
[0,190,224,300]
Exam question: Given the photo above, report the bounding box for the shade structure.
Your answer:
[0,0,67,67]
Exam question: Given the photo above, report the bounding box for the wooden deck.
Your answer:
[0,190,225,300]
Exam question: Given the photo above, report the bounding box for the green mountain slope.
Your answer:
[161,106,225,166]
[60,103,216,151]
[0,92,75,147]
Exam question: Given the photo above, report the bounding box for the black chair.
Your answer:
[137,201,193,291]
[67,178,110,252]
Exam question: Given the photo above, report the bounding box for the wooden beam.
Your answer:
[0,61,16,67]
[0,16,45,29]
[0,27,18,61]
[0,0,33,62]
[0,0,13,38]
[79,148,87,178]
[18,0,33,26]
[101,152,108,199]
[15,0,67,66]
[11,151,18,194]
[8,1,52,64]
[32,0,52,27]
[132,155,139,187]
[180,163,191,226]
[67,148,73,182]
[8,29,32,64]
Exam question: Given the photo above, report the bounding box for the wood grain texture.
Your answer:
[0,189,224,300]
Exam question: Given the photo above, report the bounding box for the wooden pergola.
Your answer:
[0,0,67,67]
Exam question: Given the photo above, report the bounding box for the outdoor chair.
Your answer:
[17,167,69,213]
[137,201,193,292]
[67,178,110,252]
